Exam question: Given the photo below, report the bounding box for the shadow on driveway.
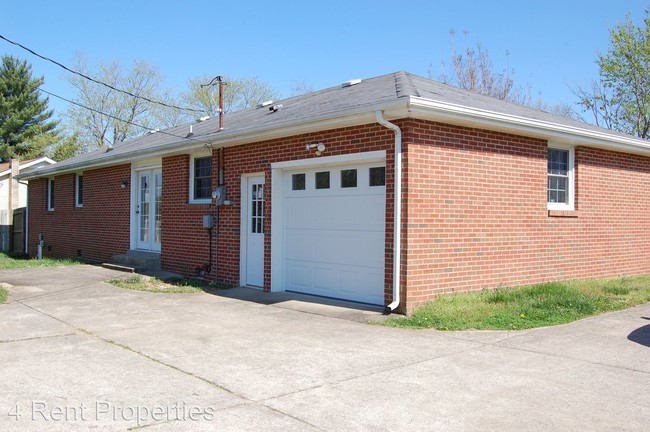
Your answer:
[627,317,650,347]
[203,286,386,323]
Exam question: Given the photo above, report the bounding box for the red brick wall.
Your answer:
[401,119,650,312]
[161,123,397,296]
[27,118,650,314]
[160,154,216,277]
[27,165,131,262]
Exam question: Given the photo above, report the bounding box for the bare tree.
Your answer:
[66,55,172,150]
[290,78,314,96]
[434,30,518,101]
[574,80,619,130]
[432,30,575,117]
[182,75,279,115]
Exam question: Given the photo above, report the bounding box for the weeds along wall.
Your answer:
[26,118,650,314]
[401,119,650,312]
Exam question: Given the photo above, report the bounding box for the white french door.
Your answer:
[135,168,162,251]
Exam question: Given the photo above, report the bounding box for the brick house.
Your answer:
[20,72,650,314]
[0,156,55,252]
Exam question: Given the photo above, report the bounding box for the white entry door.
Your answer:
[244,176,265,287]
[136,169,162,251]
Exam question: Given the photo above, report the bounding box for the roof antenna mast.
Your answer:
[200,76,225,131]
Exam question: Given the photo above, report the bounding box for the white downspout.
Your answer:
[23,181,29,255]
[375,110,402,314]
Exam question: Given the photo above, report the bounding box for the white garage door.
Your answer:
[284,161,386,305]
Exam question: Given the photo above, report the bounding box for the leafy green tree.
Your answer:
[0,55,58,160]
[17,130,82,161]
[48,133,83,161]
[182,75,279,115]
[576,9,650,138]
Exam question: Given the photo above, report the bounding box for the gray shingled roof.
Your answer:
[23,71,646,178]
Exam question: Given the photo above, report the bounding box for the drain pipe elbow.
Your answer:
[375,110,402,314]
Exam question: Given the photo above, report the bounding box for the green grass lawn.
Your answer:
[0,286,7,304]
[108,275,210,294]
[381,276,650,331]
[0,252,81,269]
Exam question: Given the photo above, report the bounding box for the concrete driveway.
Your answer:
[1,265,648,431]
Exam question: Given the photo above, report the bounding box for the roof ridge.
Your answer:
[394,71,420,98]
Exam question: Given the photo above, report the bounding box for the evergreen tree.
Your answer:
[0,55,58,160]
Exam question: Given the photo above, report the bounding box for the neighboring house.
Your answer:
[19,72,650,314]
[0,157,55,252]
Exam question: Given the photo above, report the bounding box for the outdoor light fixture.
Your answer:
[306,142,326,156]
[121,180,129,188]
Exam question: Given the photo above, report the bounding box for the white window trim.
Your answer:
[47,177,55,211]
[75,173,83,208]
[547,143,575,211]
[189,152,213,204]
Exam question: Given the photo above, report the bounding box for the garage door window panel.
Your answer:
[292,173,306,190]
[369,167,385,186]
[315,171,330,189]
[341,169,357,188]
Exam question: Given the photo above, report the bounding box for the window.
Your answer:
[341,169,357,188]
[251,183,264,234]
[292,173,305,190]
[190,155,212,202]
[47,178,55,211]
[547,146,574,210]
[369,167,386,186]
[75,174,83,207]
[315,171,330,189]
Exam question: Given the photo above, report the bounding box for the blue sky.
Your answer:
[1,0,647,121]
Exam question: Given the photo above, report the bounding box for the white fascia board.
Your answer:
[1,157,56,177]
[408,97,650,156]
[19,157,56,170]
[199,100,407,146]
[272,150,386,170]
[20,100,408,180]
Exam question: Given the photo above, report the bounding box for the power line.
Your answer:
[0,33,206,115]
[38,87,205,144]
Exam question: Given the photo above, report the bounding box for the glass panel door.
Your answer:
[139,173,150,244]
[155,172,162,244]
[136,169,162,251]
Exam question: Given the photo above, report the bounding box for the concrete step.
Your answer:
[102,263,137,273]
[112,250,161,271]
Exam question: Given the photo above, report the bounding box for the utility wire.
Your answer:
[0,33,206,115]
[38,87,204,144]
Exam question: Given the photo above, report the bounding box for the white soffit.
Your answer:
[408,96,650,157]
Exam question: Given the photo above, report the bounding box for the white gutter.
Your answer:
[408,97,650,156]
[24,182,28,255]
[18,100,408,181]
[375,110,402,314]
